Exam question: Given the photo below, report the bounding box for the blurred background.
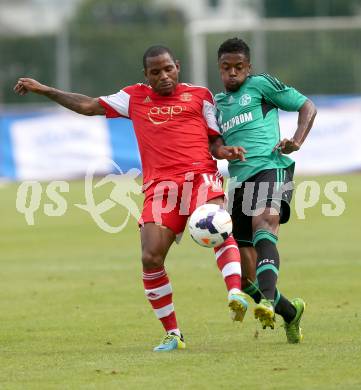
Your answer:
[0,0,361,179]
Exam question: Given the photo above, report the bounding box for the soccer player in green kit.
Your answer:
[214,38,317,343]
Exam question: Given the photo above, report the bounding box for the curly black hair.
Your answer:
[217,37,250,61]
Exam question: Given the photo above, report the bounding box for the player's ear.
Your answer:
[248,63,252,76]
[175,60,180,72]
[143,68,149,83]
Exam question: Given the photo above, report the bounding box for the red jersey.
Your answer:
[98,83,221,184]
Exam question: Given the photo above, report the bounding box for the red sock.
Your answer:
[214,235,242,292]
[142,267,179,333]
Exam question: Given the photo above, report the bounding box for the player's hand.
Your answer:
[273,138,301,154]
[13,78,49,96]
[216,145,247,161]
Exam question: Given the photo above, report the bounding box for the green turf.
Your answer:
[0,175,360,389]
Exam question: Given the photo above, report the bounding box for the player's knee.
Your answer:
[253,209,279,233]
[141,250,164,270]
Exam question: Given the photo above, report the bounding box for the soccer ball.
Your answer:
[188,204,232,248]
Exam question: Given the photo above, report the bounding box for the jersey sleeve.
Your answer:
[98,86,134,119]
[257,74,307,112]
[202,89,221,136]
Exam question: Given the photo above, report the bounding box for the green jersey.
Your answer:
[215,74,307,182]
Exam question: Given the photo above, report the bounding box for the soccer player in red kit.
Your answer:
[14,45,248,351]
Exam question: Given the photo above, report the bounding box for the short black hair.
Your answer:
[142,45,176,69]
[217,38,250,61]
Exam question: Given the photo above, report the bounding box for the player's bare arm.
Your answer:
[274,99,317,154]
[13,78,105,116]
[209,135,247,161]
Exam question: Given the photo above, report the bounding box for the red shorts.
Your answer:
[140,172,224,235]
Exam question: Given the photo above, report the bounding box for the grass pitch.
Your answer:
[0,175,360,389]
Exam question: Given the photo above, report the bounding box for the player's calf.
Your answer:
[214,236,248,322]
